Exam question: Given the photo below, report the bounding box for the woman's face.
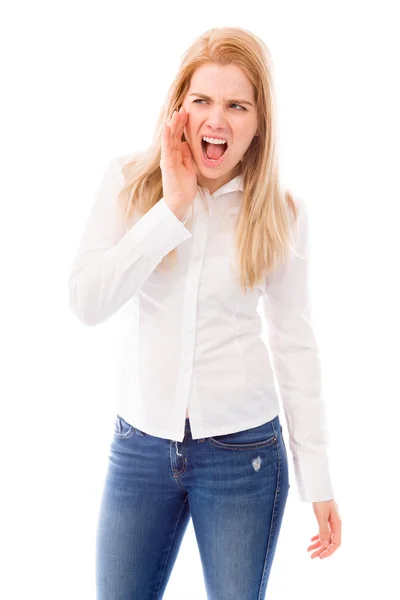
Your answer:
[181,62,259,195]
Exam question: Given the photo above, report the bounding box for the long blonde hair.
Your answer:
[116,26,298,292]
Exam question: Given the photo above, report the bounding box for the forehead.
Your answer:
[188,63,254,98]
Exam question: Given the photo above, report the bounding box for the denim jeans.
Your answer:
[95,413,290,599]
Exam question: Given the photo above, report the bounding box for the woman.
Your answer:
[68,26,341,599]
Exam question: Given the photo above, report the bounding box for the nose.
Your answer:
[205,104,227,131]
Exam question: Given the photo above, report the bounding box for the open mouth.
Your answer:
[201,138,228,163]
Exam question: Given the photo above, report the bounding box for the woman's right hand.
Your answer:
[160,106,198,219]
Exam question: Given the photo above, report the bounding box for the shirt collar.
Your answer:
[199,174,244,198]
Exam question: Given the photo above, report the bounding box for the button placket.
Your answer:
[175,211,210,407]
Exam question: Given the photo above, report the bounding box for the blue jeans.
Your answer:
[96,414,290,599]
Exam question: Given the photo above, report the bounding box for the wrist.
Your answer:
[164,198,188,223]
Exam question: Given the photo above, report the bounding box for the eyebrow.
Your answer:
[188,93,254,107]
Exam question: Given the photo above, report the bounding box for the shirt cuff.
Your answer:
[292,449,335,502]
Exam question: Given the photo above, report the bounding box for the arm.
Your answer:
[67,157,192,326]
[262,196,334,503]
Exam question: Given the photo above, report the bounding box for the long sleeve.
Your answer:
[67,157,192,326]
[262,196,334,503]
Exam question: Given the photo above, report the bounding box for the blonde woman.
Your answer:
[68,26,341,599]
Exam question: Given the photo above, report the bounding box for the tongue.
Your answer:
[205,142,225,160]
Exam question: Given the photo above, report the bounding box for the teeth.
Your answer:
[203,136,227,145]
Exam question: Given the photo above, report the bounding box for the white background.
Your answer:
[1,0,399,598]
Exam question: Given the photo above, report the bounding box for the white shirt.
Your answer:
[68,152,334,503]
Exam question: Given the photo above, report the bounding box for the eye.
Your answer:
[192,99,247,111]
[231,103,247,111]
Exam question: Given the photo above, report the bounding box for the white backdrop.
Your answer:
[1,0,399,598]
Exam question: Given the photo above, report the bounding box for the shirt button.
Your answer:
[199,221,205,228]
[190,273,197,280]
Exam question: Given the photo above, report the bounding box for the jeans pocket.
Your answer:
[208,420,277,450]
[113,414,135,439]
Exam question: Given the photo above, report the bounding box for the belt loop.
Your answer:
[175,440,182,456]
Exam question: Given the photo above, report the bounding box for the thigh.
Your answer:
[189,416,289,600]
[95,415,190,600]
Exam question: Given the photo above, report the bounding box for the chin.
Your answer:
[199,167,224,178]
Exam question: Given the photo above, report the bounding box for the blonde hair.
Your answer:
[117,26,298,292]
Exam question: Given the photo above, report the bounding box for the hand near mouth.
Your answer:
[161,106,198,219]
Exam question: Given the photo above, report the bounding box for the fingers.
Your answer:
[307,529,340,560]
[307,534,329,559]
[177,106,188,139]
[317,535,340,559]
[307,502,342,560]
[161,107,188,170]
[161,119,174,169]
[181,140,196,174]
[318,504,342,559]
[330,507,342,548]
[168,107,188,144]
[162,109,181,164]
[307,540,322,552]
[167,109,179,141]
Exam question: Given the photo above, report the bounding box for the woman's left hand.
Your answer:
[307,499,342,559]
